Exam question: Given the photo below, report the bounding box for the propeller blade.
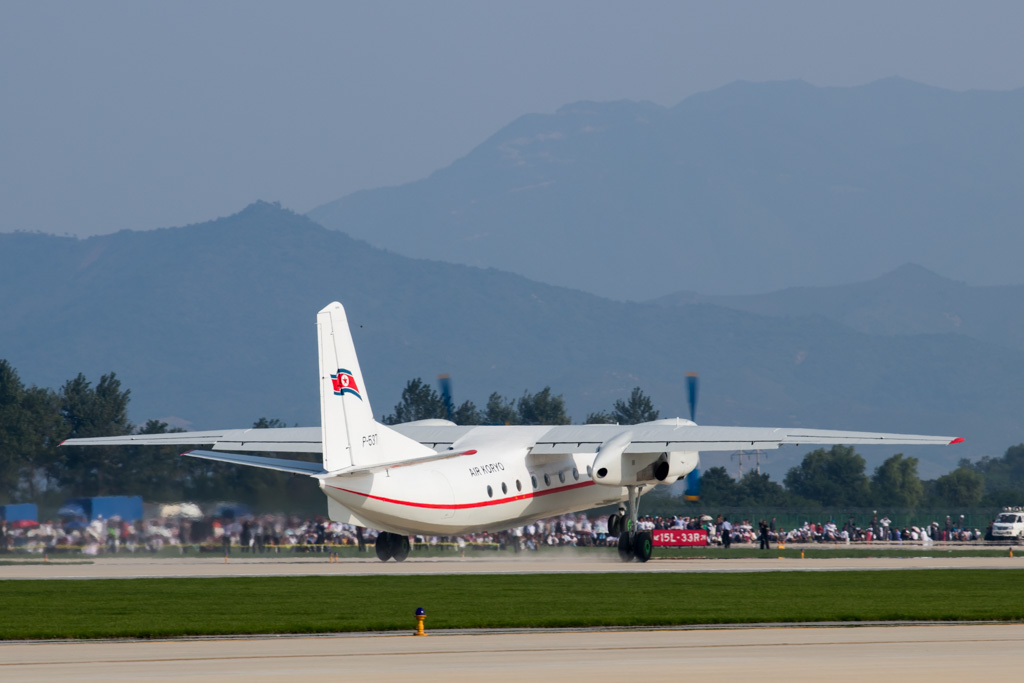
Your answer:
[684,467,701,502]
[686,372,699,423]
[438,374,455,422]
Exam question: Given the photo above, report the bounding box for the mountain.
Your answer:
[652,264,1024,352]
[308,78,1024,301]
[2,203,1022,478]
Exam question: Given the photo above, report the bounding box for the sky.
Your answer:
[3,1,1023,237]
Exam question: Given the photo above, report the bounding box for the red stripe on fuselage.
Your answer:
[328,480,595,510]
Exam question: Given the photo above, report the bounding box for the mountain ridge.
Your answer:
[2,202,1022,479]
[651,263,1024,351]
[308,78,1024,300]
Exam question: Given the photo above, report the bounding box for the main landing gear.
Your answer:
[374,531,410,562]
[609,485,653,563]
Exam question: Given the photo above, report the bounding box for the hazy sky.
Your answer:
[3,1,1023,237]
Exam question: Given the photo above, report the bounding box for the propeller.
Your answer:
[684,372,701,502]
[686,372,699,423]
[438,374,455,422]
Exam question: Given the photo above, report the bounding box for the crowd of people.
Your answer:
[0,510,991,555]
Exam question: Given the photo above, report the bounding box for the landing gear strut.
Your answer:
[615,485,652,563]
[374,532,411,562]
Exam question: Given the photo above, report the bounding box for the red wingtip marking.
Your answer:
[59,440,67,446]
[949,437,965,445]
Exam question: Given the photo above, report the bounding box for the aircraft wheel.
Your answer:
[633,531,653,563]
[392,535,410,562]
[617,532,635,562]
[375,532,394,562]
[608,514,621,537]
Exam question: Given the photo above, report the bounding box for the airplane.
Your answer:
[63,301,964,562]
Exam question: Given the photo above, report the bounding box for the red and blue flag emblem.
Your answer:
[331,369,362,400]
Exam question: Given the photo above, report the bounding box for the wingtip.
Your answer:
[949,437,965,445]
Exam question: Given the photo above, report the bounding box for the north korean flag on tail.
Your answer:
[331,369,362,400]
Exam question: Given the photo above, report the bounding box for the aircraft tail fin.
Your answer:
[316,302,433,471]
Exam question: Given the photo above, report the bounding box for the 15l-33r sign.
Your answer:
[652,529,708,547]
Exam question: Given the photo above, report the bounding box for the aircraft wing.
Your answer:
[528,423,962,455]
[62,422,961,455]
[183,450,326,475]
[61,427,323,453]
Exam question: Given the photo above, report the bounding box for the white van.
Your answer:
[990,507,1024,540]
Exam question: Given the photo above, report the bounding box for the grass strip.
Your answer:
[1,569,1023,640]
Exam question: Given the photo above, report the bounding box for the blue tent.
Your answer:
[60,496,143,522]
[0,503,37,523]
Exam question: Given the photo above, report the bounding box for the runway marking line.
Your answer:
[4,631,1023,667]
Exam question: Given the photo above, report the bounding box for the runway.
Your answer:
[1,552,1022,579]
[2,624,1022,682]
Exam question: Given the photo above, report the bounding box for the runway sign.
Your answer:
[652,529,708,547]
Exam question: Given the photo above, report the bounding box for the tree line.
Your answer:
[696,446,1017,510]
[0,360,319,512]
[2,364,1022,514]
[383,377,1024,511]
[381,379,659,426]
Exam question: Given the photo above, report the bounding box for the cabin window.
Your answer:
[531,475,538,489]
[501,482,508,494]
[516,479,522,492]
[544,473,551,487]
[558,471,566,483]
[486,485,493,498]
[572,467,579,481]
[586,465,593,479]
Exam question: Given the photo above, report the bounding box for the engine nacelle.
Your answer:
[592,430,699,487]
[592,431,633,486]
[653,450,699,486]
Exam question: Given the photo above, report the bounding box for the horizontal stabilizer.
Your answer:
[183,450,326,476]
[62,427,323,453]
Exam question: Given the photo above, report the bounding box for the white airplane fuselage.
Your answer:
[323,450,631,536]
[320,426,665,536]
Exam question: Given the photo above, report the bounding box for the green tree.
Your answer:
[584,387,659,424]
[698,466,741,507]
[484,393,518,425]
[966,444,1024,506]
[54,372,132,496]
[17,385,64,501]
[738,471,789,506]
[516,387,570,425]
[928,467,984,508]
[383,378,446,424]
[783,445,870,507]
[0,360,28,500]
[612,387,660,424]
[383,379,479,425]
[450,401,481,425]
[252,417,288,429]
[871,453,923,508]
